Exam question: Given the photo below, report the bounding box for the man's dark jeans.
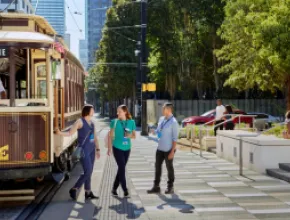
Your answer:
[154,149,175,188]
[214,120,224,136]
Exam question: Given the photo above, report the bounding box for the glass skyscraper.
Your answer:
[0,0,34,14]
[86,0,111,69]
[32,0,65,36]
[79,39,88,70]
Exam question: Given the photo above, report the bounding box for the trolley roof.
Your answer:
[0,13,84,71]
[0,31,54,44]
[0,13,57,35]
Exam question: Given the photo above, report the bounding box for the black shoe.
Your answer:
[112,190,118,197]
[69,188,77,200]
[165,187,174,194]
[147,186,161,194]
[85,191,99,199]
[124,191,130,198]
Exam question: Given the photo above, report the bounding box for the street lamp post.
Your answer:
[135,37,142,126]
[140,0,148,136]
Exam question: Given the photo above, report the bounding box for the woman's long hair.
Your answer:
[225,105,233,114]
[118,105,132,120]
[285,111,290,120]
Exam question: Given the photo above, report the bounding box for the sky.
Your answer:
[65,0,86,58]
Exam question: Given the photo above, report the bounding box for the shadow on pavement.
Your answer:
[109,197,145,219]
[157,194,194,214]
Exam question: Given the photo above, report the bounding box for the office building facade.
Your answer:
[79,39,88,70]
[86,0,111,69]
[64,33,71,50]
[0,0,34,14]
[32,0,65,36]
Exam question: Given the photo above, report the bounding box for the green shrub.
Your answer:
[263,124,285,138]
[178,128,187,138]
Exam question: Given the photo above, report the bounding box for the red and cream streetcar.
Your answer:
[0,13,85,181]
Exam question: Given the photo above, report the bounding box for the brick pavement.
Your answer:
[94,133,290,220]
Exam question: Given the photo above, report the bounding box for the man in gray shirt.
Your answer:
[147,103,179,194]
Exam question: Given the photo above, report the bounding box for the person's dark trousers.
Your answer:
[154,150,175,189]
[214,120,224,136]
[113,147,131,192]
[225,122,235,130]
[74,149,95,191]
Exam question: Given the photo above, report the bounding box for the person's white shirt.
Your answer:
[215,105,226,121]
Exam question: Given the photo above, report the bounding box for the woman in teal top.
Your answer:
[108,105,136,197]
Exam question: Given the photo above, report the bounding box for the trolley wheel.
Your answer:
[64,172,70,181]
[36,176,45,183]
[67,158,73,171]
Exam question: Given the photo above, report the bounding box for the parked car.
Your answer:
[182,109,254,127]
[247,112,281,131]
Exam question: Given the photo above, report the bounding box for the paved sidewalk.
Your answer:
[38,117,109,220]
[94,133,290,220]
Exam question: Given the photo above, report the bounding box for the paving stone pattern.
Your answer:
[95,134,290,220]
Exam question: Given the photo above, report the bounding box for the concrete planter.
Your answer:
[217,130,290,174]
[202,137,216,151]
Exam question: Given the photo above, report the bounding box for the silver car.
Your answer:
[248,112,281,131]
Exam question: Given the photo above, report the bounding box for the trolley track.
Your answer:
[15,181,63,220]
[0,179,63,220]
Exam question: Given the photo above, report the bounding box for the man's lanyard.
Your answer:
[160,116,174,131]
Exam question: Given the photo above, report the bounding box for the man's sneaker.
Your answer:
[165,187,174,194]
[85,191,99,199]
[147,186,161,194]
[69,188,77,200]
[124,191,130,198]
[111,190,118,197]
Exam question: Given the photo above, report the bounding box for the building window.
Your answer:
[1,0,13,3]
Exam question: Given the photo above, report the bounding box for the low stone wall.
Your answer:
[217,130,290,174]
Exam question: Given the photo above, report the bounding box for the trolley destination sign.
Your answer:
[0,47,9,58]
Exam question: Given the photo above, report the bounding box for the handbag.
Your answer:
[104,119,118,148]
[72,131,91,162]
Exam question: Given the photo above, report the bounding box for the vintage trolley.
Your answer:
[0,13,85,181]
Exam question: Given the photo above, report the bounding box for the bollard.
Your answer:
[190,126,193,153]
[199,128,202,157]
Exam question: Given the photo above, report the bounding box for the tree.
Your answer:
[87,0,140,101]
[216,0,290,108]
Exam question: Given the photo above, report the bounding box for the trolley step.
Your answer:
[0,189,35,201]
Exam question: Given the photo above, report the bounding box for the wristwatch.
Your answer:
[96,148,100,152]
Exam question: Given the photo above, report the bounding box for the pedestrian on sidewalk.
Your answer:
[147,102,179,194]
[214,99,226,136]
[56,105,100,200]
[107,105,136,198]
[223,105,235,130]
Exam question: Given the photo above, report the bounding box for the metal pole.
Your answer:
[136,34,141,126]
[190,126,193,153]
[199,128,202,157]
[239,138,243,176]
[27,49,30,99]
[9,47,15,107]
[141,0,148,136]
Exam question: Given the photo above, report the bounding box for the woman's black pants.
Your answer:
[113,147,131,192]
